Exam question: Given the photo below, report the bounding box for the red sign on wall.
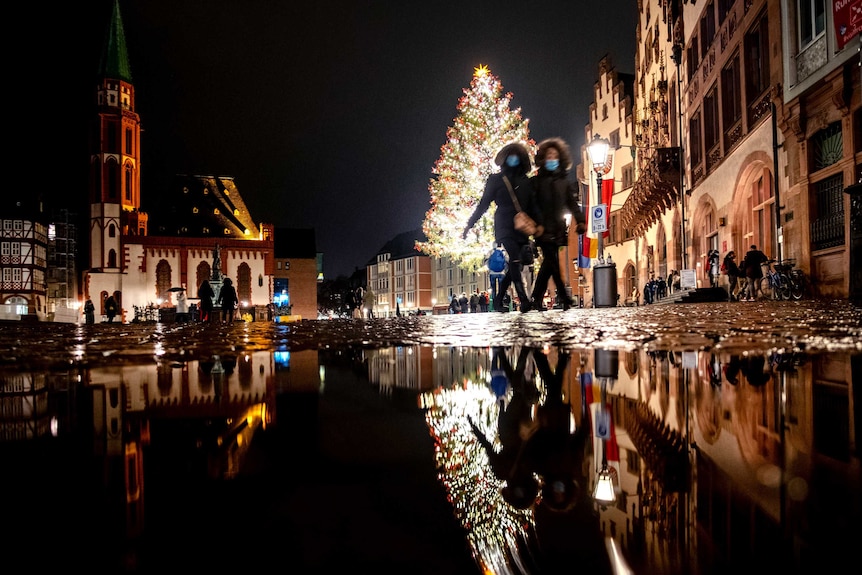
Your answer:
[834,0,862,50]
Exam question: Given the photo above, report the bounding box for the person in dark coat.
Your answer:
[83,298,95,325]
[459,292,469,314]
[462,142,541,313]
[743,244,768,300]
[198,279,214,322]
[216,277,239,323]
[722,250,741,300]
[529,138,585,311]
[104,295,119,323]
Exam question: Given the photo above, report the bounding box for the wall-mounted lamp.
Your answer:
[718,217,726,227]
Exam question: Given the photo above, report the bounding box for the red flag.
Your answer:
[601,177,614,238]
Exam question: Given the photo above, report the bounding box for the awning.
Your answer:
[620,147,681,236]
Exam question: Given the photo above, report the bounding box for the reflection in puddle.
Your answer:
[1,345,858,573]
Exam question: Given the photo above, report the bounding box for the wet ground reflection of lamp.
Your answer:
[593,348,619,508]
[593,463,616,505]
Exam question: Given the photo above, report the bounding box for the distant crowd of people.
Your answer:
[448,290,492,313]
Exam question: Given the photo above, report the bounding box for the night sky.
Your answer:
[43,1,637,279]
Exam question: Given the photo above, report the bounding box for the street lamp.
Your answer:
[587,134,610,259]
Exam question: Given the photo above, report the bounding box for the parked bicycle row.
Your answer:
[717,245,808,302]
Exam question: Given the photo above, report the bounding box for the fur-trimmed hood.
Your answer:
[494,142,533,171]
[535,137,573,173]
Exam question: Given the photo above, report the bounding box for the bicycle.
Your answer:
[758,259,791,300]
[775,259,808,300]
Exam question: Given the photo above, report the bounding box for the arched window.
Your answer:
[196,261,211,297]
[734,162,775,259]
[125,165,133,201]
[5,296,28,315]
[109,224,116,238]
[655,222,667,280]
[694,202,719,283]
[237,263,252,304]
[156,260,172,304]
[623,262,637,303]
[108,249,117,268]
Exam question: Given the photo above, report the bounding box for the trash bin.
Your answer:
[594,263,618,308]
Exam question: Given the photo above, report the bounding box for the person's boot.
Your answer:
[530,291,547,311]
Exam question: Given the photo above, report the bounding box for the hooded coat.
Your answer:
[464,142,540,244]
[533,138,585,245]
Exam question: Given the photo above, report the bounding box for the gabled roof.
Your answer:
[367,228,428,266]
[149,175,262,239]
[274,228,317,258]
[98,0,132,83]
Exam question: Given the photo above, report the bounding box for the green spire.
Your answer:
[97,0,132,83]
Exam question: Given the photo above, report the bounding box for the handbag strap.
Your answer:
[502,175,523,211]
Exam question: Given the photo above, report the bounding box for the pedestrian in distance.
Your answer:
[462,142,542,313]
[742,244,768,300]
[722,251,741,301]
[459,292,469,314]
[487,243,508,311]
[707,249,720,288]
[469,291,480,313]
[529,138,585,312]
[363,285,376,318]
[449,294,460,314]
[104,295,119,323]
[216,277,239,322]
[176,288,189,322]
[83,298,95,325]
[198,279,215,322]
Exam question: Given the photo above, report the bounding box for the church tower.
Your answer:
[89,0,147,273]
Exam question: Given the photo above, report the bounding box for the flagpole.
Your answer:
[588,135,610,261]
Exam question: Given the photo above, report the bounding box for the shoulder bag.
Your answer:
[503,176,540,237]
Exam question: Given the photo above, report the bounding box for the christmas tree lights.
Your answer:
[421,377,536,573]
[417,65,534,270]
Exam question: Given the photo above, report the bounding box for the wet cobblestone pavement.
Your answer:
[4,300,860,370]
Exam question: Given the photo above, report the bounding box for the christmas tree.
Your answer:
[416,65,533,270]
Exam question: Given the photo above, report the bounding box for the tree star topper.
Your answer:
[474,64,489,78]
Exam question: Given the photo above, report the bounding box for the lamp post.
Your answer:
[587,134,610,260]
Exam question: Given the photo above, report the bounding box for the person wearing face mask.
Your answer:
[529,138,585,311]
[462,142,541,312]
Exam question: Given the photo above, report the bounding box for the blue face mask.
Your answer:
[545,159,560,171]
[505,155,520,167]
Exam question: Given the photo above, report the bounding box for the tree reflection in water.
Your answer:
[1,343,858,574]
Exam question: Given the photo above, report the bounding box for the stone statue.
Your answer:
[212,244,222,280]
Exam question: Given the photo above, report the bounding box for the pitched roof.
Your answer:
[98,0,132,83]
[367,228,428,265]
[149,175,262,239]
